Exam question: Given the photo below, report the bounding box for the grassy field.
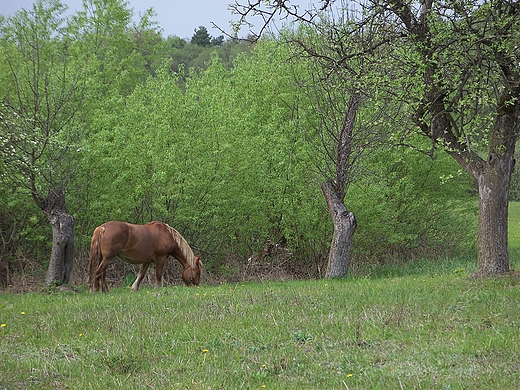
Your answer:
[1,272,520,389]
[1,204,520,389]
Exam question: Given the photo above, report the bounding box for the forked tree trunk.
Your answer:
[322,180,357,278]
[33,189,75,285]
[474,153,514,276]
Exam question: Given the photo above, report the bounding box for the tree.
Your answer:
[232,0,520,277]
[211,35,225,47]
[191,26,225,48]
[0,0,142,285]
[0,0,89,285]
[231,9,390,277]
[75,0,152,98]
[378,0,519,276]
[289,25,376,277]
[191,26,212,46]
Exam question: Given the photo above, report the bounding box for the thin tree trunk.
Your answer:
[0,237,9,289]
[0,221,17,288]
[322,180,357,278]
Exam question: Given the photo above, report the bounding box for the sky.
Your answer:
[0,0,315,40]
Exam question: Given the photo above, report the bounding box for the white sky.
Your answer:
[0,0,317,40]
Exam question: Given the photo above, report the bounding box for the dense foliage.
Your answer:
[0,0,478,287]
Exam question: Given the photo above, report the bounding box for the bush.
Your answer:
[349,145,477,267]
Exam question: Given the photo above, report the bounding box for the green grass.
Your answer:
[1,204,520,389]
[2,272,520,389]
[510,201,520,253]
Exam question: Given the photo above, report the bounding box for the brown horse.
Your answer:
[89,221,202,292]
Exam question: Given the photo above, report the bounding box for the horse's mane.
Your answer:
[164,223,196,268]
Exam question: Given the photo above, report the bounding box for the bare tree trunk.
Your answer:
[45,210,74,285]
[474,154,514,276]
[448,108,517,276]
[445,153,514,277]
[322,180,357,278]
[34,189,75,285]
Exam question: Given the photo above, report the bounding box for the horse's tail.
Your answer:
[89,225,105,289]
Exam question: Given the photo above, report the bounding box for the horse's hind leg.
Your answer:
[91,264,105,293]
[101,270,109,293]
[95,257,112,293]
[91,273,100,292]
[90,259,103,293]
[131,262,151,292]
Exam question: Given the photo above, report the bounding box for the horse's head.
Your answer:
[182,256,202,286]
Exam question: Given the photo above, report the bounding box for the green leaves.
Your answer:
[76,40,328,268]
[1,1,483,277]
[0,0,88,197]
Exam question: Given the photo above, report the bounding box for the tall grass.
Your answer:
[1,270,520,389]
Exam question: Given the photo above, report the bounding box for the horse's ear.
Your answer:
[195,256,202,267]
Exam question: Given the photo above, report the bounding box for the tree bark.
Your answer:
[45,210,74,285]
[34,189,75,285]
[474,154,514,275]
[446,111,517,276]
[322,180,357,278]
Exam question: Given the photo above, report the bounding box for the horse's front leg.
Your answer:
[132,262,151,292]
[155,257,167,288]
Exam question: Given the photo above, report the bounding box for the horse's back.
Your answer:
[95,221,132,258]
[101,221,169,262]
[101,221,131,238]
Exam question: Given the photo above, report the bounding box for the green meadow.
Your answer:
[1,275,520,389]
[1,203,520,389]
